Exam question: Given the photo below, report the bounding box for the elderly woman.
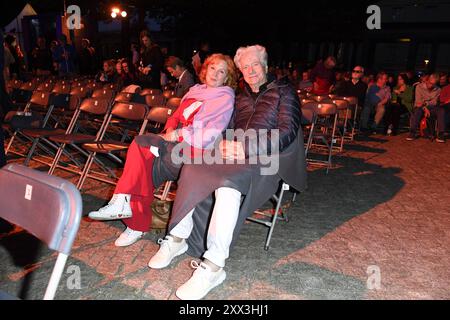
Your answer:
[89,54,237,246]
[148,45,307,300]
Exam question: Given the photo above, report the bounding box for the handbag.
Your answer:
[151,198,173,231]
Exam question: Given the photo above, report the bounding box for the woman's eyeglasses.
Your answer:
[352,70,363,73]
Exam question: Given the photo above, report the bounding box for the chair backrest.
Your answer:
[114,92,134,103]
[0,164,82,255]
[300,98,316,105]
[140,88,162,96]
[314,95,332,103]
[70,86,90,99]
[49,93,71,109]
[300,106,316,125]
[343,96,358,106]
[36,82,54,92]
[163,89,176,99]
[79,97,111,115]
[111,102,149,121]
[91,88,115,102]
[166,97,181,110]
[30,91,51,107]
[52,83,72,95]
[20,81,37,92]
[144,94,166,107]
[331,99,349,110]
[146,106,173,125]
[302,101,337,116]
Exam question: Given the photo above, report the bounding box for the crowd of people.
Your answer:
[1,27,449,301]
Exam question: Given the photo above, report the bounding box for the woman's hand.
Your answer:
[160,129,178,142]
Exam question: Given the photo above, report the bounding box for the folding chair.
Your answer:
[47,98,113,177]
[246,128,306,250]
[331,98,350,152]
[21,95,81,166]
[91,88,115,102]
[343,96,359,140]
[0,164,82,300]
[5,91,53,157]
[247,182,291,250]
[76,101,149,189]
[302,102,338,174]
[140,88,162,96]
[163,89,176,100]
[166,97,181,111]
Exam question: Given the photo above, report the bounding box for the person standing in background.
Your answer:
[138,30,164,90]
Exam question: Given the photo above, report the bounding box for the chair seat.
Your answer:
[82,140,130,153]
[49,133,96,144]
[22,128,66,138]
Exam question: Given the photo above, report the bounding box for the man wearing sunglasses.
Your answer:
[340,66,367,107]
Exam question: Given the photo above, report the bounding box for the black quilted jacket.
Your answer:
[231,77,301,158]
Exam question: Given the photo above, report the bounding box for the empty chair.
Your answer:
[140,88,162,96]
[0,164,82,300]
[145,106,173,132]
[114,92,135,103]
[343,96,359,140]
[36,82,55,92]
[301,101,338,173]
[70,86,90,99]
[144,94,166,107]
[163,89,176,100]
[77,102,149,189]
[47,97,112,177]
[331,98,350,152]
[91,88,115,102]
[21,96,81,166]
[5,91,53,157]
[166,97,181,111]
[52,82,72,95]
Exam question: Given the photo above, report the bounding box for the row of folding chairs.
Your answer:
[5,88,176,191]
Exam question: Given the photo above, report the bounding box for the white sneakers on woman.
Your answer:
[114,227,146,247]
[88,194,132,220]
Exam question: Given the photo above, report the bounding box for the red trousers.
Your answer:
[115,140,155,232]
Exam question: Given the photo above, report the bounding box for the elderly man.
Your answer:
[407,73,444,142]
[165,56,195,98]
[148,45,307,300]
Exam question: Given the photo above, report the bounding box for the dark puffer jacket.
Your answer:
[232,77,301,157]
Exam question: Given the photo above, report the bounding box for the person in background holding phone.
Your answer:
[138,30,164,90]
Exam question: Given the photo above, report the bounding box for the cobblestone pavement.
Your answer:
[0,132,449,300]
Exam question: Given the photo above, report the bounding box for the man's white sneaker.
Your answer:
[175,261,226,300]
[88,194,132,220]
[148,235,188,269]
[114,227,146,247]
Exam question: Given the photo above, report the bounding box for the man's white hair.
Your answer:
[234,45,268,70]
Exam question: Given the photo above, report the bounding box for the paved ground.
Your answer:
[0,131,449,300]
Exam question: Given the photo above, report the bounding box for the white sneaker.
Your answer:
[176,261,226,300]
[148,235,188,269]
[114,227,146,247]
[88,194,132,220]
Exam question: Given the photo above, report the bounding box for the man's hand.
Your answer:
[220,140,245,161]
[423,106,431,118]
